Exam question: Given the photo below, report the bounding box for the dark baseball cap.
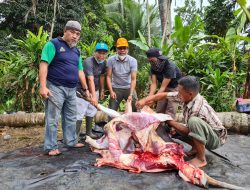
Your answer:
[146,48,167,59]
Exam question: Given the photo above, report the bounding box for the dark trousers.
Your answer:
[109,88,137,112]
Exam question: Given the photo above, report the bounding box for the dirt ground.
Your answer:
[0,126,63,152]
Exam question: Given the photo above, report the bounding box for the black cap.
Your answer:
[146,48,167,59]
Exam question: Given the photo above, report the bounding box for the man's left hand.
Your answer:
[100,91,105,101]
[83,89,91,100]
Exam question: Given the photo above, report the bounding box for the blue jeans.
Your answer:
[44,81,77,152]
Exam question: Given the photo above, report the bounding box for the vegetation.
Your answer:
[0,0,249,113]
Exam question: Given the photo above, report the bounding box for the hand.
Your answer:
[90,97,98,107]
[39,86,52,99]
[110,91,117,99]
[84,89,90,99]
[100,90,105,101]
[135,99,146,109]
[127,95,132,101]
[147,100,155,108]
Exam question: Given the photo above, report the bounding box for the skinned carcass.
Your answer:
[87,102,247,190]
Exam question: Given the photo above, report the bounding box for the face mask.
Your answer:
[95,58,105,64]
[151,59,165,72]
[118,55,126,61]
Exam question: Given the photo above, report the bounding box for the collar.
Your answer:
[185,93,200,109]
[57,37,72,48]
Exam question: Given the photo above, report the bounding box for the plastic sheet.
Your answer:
[0,135,250,190]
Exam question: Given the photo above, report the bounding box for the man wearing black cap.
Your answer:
[39,20,89,156]
[145,48,182,119]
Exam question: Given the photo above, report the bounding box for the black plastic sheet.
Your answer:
[0,134,250,190]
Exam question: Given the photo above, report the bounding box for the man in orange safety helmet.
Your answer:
[106,37,138,113]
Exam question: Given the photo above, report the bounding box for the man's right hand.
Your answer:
[90,97,98,107]
[39,86,52,99]
[135,99,146,109]
[110,91,117,100]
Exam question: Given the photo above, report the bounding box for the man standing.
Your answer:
[146,48,182,119]
[136,76,227,168]
[107,37,138,112]
[39,20,88,156]
[76,42,108,139]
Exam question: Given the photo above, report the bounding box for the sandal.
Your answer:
[48,149,62,156]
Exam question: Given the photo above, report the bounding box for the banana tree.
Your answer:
[0,27,48,112]
[105,0,158,41]
[207,28,250,72]
[170,15,204,49]
[235,0,250,98]
[129,30,172,56]
[236,0,250,21]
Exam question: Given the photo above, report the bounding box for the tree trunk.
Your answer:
[120,0,124,20]
[50,0,57,40]
[0,113,45,127]
[158,0,167,34]
[159,0,172,48]
[146,0,151,46]
[1,112,250,135]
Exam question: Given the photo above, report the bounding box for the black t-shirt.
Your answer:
[150,58,182,88]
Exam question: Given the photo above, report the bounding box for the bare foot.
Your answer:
[48,149,62,156]
[188,157,207,168]
[73,143,84,148]
[185,149,197,157]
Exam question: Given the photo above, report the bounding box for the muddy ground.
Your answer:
[0,127,250,190]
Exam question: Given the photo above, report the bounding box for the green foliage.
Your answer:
[204,0,236,37]
[171,15,204,49]
[79,41,97,59]
[0,0,249,113]
[80,0,119,45]
[105,0,158,40]
[136,64,151,98]
[0,0,85,38]
[129,30,172,55]
[236,0,250,21]
[200,66,246,111]
[0,27,49,112]
[174,0,203,25]
[170,15,247,111]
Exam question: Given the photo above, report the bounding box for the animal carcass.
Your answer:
[87,103,247,190]
[86,110,207,187]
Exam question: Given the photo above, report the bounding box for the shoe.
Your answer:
[86,116,98,139]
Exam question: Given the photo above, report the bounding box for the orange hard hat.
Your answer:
[116,37,129,47]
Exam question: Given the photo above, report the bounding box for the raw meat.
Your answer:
[86,110,207,187]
